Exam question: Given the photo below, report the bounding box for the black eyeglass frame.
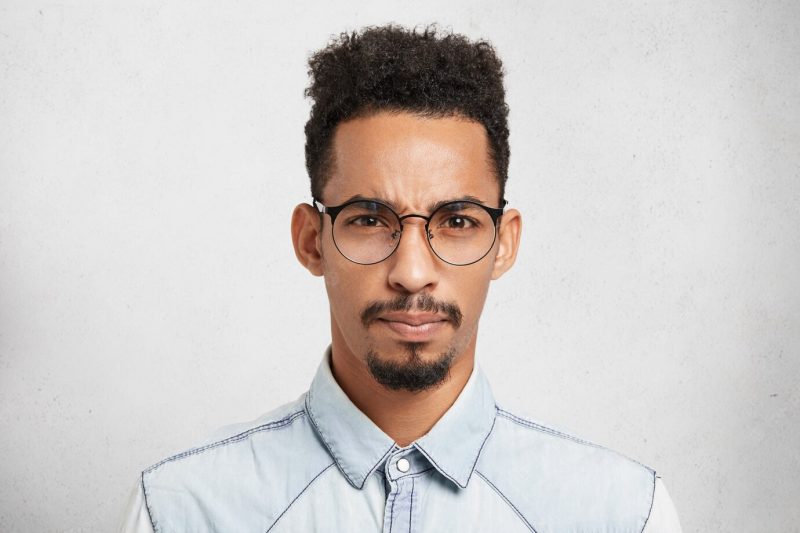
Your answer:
[312,196,508,266]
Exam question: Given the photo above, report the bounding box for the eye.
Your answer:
[350,216,388,227]
[443,215,477,229]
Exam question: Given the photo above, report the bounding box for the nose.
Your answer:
[386,217,440,294]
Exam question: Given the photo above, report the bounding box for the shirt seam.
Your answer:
[141,471,157,533]
[474,469,538,532]
[388,479,398,533]
[143,410,306,474]
[142,409,306,531]
[394,466,436,480]
[640,473,659,533]
[264,462,336,533]
[408,476,415,533]
[496,406,655,473]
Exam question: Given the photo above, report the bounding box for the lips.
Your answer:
[376,312,449,342]
[377,312,449,326]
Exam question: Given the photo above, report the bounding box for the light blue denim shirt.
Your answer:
[120,346,682,532]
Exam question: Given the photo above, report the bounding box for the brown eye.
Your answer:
[443,216,478,229]
[351,216,385,227]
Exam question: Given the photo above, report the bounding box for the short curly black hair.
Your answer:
[304,24,510,203]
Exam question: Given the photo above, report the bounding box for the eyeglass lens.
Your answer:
[331,201,497,265]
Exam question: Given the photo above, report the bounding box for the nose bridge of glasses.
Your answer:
[397,213,433,240]
[398,213,430,226]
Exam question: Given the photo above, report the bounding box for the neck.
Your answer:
[329,331,476,447]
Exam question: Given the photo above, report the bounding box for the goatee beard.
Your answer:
[366,342,457,392]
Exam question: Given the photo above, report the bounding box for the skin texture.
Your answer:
[292,111,521,446]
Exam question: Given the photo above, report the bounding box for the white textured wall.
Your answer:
[1,1,798,531]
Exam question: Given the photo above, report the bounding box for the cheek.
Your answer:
[320,239,357,294]
[322,266,345,295]
[324,270,359,341]
[448,269,493,320]
[323,265,380,324]
[324,269,358,309]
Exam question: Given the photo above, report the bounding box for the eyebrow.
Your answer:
[340,194,488,213]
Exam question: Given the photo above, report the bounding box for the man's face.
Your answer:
[294,111,519,392]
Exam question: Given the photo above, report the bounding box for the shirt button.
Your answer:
[396,457,410,473]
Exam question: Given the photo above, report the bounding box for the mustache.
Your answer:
[360,293,463,329]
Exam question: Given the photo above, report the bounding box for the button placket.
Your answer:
[382,469,414,533]
[386,448,425,480]
[396,457,410,473]
[381,449,431,533]
[385,452,404,480]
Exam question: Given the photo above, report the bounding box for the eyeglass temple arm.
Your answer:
[313,196,508,219]
[312,197,348,224]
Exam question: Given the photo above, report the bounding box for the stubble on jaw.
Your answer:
[366,341,457,392]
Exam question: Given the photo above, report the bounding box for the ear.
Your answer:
[291,203,325,277]
[490,208,522,280]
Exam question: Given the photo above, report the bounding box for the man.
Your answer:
[120,24,682,532]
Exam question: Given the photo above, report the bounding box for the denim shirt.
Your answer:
[120,346,682,532]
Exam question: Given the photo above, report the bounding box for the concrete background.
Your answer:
[1,1,798,531]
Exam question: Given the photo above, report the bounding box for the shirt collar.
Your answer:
[305,345,497,490]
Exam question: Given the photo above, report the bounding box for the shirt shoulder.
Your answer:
[144,392,309,474]
[475,405,657,532]
[193,393,309,449]
[643,477,683,533]
[140,392,334,532]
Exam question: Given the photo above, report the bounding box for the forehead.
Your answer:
[323,111,499,211]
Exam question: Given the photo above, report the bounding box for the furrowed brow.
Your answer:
[428,196,486,212]
[340,194,398,210]
[340,194,488,213]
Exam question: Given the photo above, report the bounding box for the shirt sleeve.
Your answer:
[642,476,683,533]
[117,477,155,533]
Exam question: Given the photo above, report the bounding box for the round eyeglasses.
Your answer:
[313,197,507,266]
